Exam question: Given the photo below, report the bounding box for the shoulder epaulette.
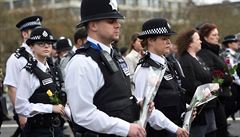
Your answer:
[138,52,150,67]
[73,42,92,59]
[14,47,25,58]
[138,52,164,69]
[14,47,32,61]
[24,58,37,74]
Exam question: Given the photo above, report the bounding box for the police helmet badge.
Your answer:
[42,31,48,37]
[109,0,117,10]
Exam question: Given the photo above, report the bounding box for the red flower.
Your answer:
[225,57,230,65]
[212,70,224,78]
[212,70,224,86]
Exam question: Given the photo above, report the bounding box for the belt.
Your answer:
[28,114,63,128]
[75,131,120,137]
[75,132,99,137]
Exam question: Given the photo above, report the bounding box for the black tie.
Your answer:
[46,68,51,74]
[110,48,114,57]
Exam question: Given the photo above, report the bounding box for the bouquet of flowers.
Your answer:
[211,59,237,96]
[46,89,62,104]
[137,66,166,128]
[212,70,224,85]
[182,83,219,131]
[224,57,238,75]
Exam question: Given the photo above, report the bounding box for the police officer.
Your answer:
[134,18,189,137]
[72,27,87,53]
[55,37,74,78]
[64,0,147,136]
[3,15,43,137]
[221,35,240,119]
[15,27,66,137]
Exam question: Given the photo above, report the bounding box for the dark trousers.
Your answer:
[146,126,176,137]
[224,84,240,118]
[231,84,240,112]
[22,122,64,137]
[74,123,119,137]
[206,131,216,137]
[214,100,229,137]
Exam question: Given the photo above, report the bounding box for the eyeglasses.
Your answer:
[34,42,53,47]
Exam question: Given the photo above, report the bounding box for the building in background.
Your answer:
[1,0,190,23]
[1,0,240,70]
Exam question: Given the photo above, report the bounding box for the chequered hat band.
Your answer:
[30,35,54,40]
[19,21,41,30]
[141,27,168,36]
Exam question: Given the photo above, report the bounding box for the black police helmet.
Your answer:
[56,38,72,52]
[76,0,124,28]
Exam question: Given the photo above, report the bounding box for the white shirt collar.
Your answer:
[226,48,236,55]
[35,59,50,72]
[87,37,112,54]
[72,46,77,53]
[149,52,166,65]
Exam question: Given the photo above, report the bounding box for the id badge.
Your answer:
[118,58,130,76]
[164,74,173,81]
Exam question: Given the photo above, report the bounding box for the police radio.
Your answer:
[100,50,119,73]
[60,91,67,106]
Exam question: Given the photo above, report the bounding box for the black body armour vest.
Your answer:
[138,53,186,126]
[73,42,140,136]
[24,58,66,127]
[25,58,65,105]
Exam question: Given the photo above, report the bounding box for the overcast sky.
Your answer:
[194,0,240,5]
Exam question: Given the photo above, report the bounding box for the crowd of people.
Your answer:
[0,0,240,137]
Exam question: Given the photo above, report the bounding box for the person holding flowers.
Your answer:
[15,27,66,137]
[176,28,217,137]
[220,34,240,120]
[197,23,236,137]
[134,18,189,137]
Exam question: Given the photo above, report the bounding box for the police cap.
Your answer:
[138,18,176,39]
[26,27,56,46]
[16,15,43,31]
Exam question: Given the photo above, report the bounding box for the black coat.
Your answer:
[179,52,216,126]
[197,42,233,91]
[197,41,231,129]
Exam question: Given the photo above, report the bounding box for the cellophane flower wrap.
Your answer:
[137,66,166,128]
[224,57,237,77]
[182,83,219,131]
